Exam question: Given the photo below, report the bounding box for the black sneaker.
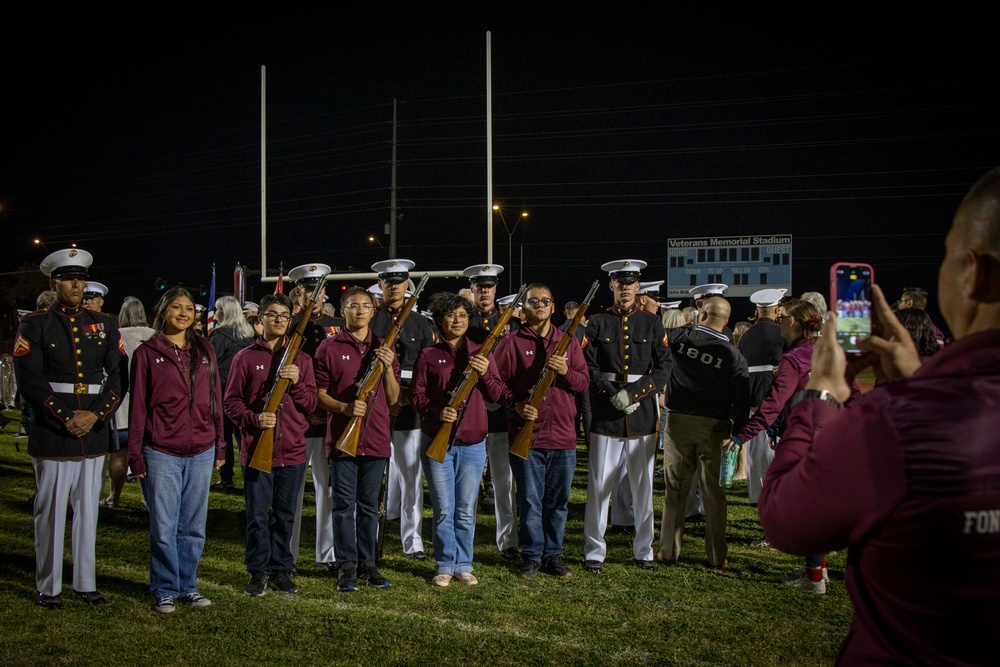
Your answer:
[358,565,391,589]
[541,555,572,577]
[337,566,358,593]
[404,551,428,561]
[517,558,541,579]
[269,572,297,594]
[245,572,268,597]
[501,547,521,562]
[584,559,604,573]
[36,593,62,610]
[635,559,658,571]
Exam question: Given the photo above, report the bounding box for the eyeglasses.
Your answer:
[262,312,292,322]
[526,298,553,308]
[344,303,374,313]
[443,313,470,322]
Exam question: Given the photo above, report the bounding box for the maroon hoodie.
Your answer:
[127,332,224,476]
[223,337,318,468]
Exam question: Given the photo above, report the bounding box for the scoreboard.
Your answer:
[666,234,792,298]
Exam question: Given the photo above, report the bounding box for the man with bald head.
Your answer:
[759,167,1000,664]
[658,296,750,568]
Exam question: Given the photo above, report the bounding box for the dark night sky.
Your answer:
[3,8,999,336]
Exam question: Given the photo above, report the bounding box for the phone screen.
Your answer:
[833,263,873,354]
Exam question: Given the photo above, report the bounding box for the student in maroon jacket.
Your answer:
[493,284,589,579]
[128,287,224,614]
[410,292,505,587]
[314,286,399,593]
[223,293,317,597]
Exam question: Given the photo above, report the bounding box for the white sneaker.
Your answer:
[791,566,830,582]
[783,574,826,595]
[431,574,452,587]
[178,592,212,607]
[751,538,779,551]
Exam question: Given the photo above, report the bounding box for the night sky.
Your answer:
[4,9,998,337]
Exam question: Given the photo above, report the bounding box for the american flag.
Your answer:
[206,264,217,335]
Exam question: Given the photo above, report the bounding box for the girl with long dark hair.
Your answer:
[127,287,224,614]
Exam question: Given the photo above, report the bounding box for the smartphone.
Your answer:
[830,262,873,355]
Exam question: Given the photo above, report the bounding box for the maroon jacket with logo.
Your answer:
[492,324,589,450]
[223,337,317,468]
[127,332,224,476]
[410,337,504,445]
[313,328,400,459]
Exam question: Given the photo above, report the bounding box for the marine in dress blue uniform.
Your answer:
[464,264,521,560]
[370,259,435,559]
[13,249,125,608]
[583,260,670,571]
[286,263,340,569]
[738,288,789,504]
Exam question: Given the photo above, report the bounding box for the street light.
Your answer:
[367,234,387,254]
[493,205,528,293]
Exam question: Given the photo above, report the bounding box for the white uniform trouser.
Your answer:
[386,427,424,554]
[33,456,104,596]
[584,433,656,562]
[291,436,336,565]
[486,430,518,552]
[745,425,773,504]
[608,448,634,526]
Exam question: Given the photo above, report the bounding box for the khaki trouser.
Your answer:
[660,412,730,566]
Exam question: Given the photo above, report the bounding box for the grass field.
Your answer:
[0,415,852,666]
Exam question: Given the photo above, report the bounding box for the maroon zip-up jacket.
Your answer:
[314,328,400,459]
[760,329,1000,665]
[492,324,589,450]
[127,332,224,476]
[410,337,504,445]
[223,337,318,468]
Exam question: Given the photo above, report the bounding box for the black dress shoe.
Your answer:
[73,590,107,604]
[501,547,520,561]
[404,551,428,561]
[36,593,63,610]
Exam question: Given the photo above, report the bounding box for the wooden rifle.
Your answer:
[508,281,599,459]
[248,275,327,473]
[335,274,430,456]
[425,284,528,463]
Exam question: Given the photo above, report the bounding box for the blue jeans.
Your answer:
[509,448,576,562]
[243,463,307,574]
[329,456,385,567]
[421,434,486,575]
[141,445,214,599]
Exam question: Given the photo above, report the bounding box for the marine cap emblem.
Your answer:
[69,249,78,258]
[309,265,317,271]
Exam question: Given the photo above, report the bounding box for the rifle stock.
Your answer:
[248,276,327,473]
[335,275,429,456]
[426,284,528,463]
[509,280,599,460]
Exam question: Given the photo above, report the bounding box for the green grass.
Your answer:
[0,414,852,666]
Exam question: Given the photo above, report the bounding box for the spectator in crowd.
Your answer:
[893,308,941,361]
[210,296,256,491]
[897,287,947,345]
[102,297,155,508]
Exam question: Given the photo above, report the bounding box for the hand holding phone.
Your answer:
[830,262,873,355]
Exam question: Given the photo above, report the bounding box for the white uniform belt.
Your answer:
[50,382,102,395]
[603,372,643,383]
[400,370,413,380]
[747,365,773,373]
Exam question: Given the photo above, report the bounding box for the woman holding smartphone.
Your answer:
[127,287,224,614]
[410,292,504,587]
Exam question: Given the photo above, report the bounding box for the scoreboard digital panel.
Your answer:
[666,234,792,298]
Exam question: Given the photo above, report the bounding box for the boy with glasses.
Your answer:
[224,293,318,596]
